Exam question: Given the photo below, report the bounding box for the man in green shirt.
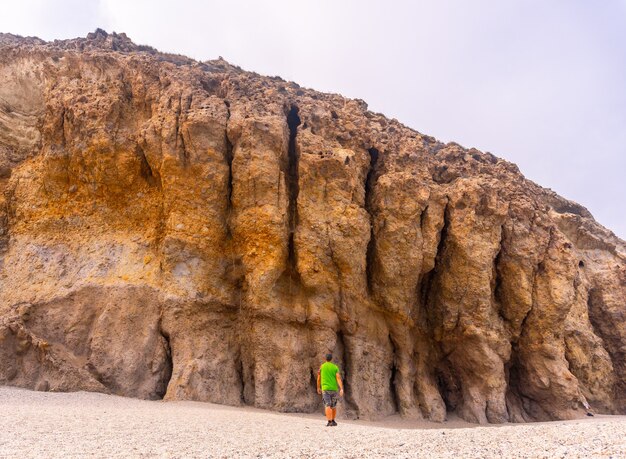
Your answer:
[316,353,344,427]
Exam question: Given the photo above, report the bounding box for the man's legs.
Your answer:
[322,391,338,426]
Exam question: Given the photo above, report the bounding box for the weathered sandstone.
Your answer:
[0,30,624,423]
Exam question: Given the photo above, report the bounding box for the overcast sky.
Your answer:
[2,0,625,239]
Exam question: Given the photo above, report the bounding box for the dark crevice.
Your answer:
[365,148,380,295]
[235,352,245,404]
[222,101,244,308]
[0,188,9,255]
[419,205,429,232]
[435,362,460,413]
[174,95,188,164]
[242,359,255,405]
[173,95,181,142]
[412,205,431,323]
[179,130,188,164]
[434,202,451,272]
[517,286,536,345]
[224,101,235,238]
[156,327,173,400]
[388,334,400,412]
[184,94,193,112]
[493,225,506,315]
[309,368,319,404]
[335,330,358,418]
[420,200,450,314]
[493,225,516,404]
[418,201,451,412]
[418,270,435,316]
[336,330,347,374]
[137,146,161,188]
[504,351,528,421]
[59,107,67,148]
[587,289,603,339]
[286,105,301,277]
[493,226,505,298]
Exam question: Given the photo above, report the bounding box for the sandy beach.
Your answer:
[0,387,624,458]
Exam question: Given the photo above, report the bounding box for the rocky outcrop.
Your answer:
[0,30,624,423]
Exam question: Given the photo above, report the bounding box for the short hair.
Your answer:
[325,353,333,361]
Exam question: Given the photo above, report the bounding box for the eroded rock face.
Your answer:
[0,30,624,423]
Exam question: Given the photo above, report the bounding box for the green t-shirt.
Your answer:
[319,361,340,391]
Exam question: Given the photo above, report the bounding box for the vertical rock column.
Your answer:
[294,120,392,418]
[515,229,582,420]
[153,88,243,404]
[427,183,511,424]
[368,166,432,419]
[227,105,324,412]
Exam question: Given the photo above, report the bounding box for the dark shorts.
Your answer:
[322,390,339,408]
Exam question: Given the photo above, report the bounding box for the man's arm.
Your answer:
[317,370,322,394]
[336,372,344,396]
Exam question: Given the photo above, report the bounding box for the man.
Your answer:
[317,353,344,427]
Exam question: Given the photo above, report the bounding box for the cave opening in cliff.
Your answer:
[335,330,357,416]
[388,334,400,413]
[156,329,173,400]
[435,364,460,413]
[504,350,527,418]
[365,147,380,294]
[309,368,319,404]
[241,360,256,406]
[235,353,246,404]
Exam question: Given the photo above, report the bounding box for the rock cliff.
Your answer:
[0,30,624,423]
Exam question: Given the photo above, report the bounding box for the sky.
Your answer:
[1,0,625,239]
